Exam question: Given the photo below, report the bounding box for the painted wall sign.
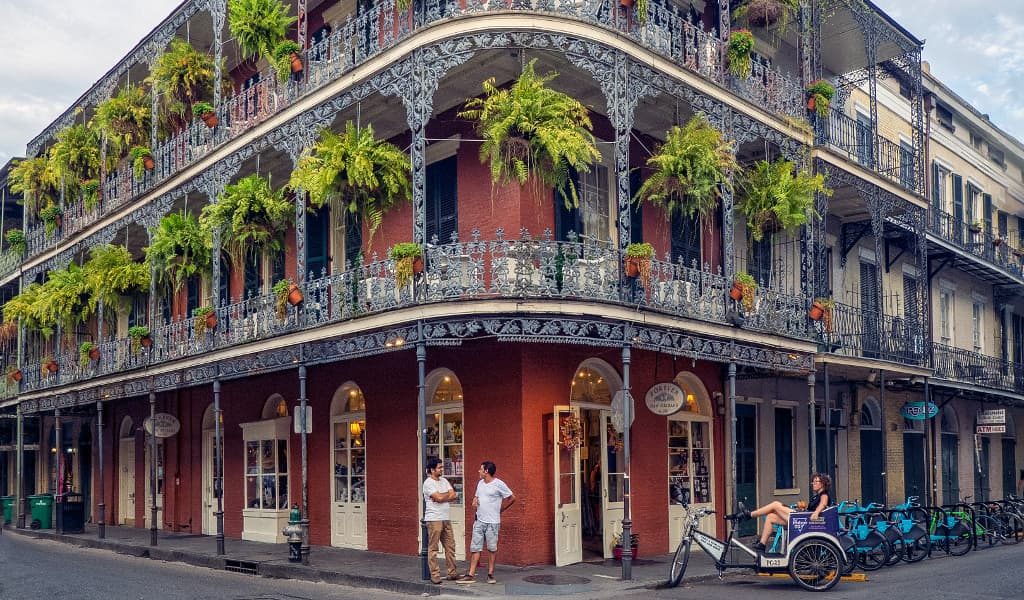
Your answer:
[143,413,180,438]
[977,409,1006,425]
[900,401,938,420]
[976,425,1006,434]
[645,383,686,416]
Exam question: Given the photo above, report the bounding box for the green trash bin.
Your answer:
[28,494,54,529]
[1,496,13,525]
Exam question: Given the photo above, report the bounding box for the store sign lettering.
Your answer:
[900,401,938,420]
[143,413,180,438]
[645,383,685,416]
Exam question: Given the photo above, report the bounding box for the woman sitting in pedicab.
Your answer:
[739,473,833,552]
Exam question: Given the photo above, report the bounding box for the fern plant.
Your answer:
[48,124,101,198]
[145,211,212,294]
[34,263,91,337]
[737,158,830,242]
[228,0,297,62]
[288,122,410,244]
[5,229,26,256]
[201,174,294,268]
[271,40,301,83]
[9,157,56,220]
[458,59,600,209]
[148,38,218,130]
[727,29,755,79]
[82,244,151,318]
[2,282,46,334]
[633,116,737,229]
[39,204,63,236]
[91,86,152,159]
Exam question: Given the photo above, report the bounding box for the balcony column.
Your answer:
[282,139,315,283]
[807,371,816,477]
[416,322,429,580]
[148,389,158,546]
[717,0,730,39]
[620,335,633,580]
[55,407,62,504]
[211,0,226,110]
[868,196,886,343]
[96,400,105,539]
[823,362,832,484]
[97,297,104,348]
[878,370,888,505]
[147,230,157,333]
[727,361,738,511]
[864,29,880,171]
[213,376,225,555]
[924,378,937,506]
[15,403,24,528]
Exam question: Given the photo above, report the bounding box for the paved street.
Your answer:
[617,544,1024,600]
[0,534,407,600]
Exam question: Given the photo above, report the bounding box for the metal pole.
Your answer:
[729,362,738,509]
[214,377,225,555]
[416,323,429,581]
[55,408,62,533]
[97,401,105,539]
[878,370,887,506]
[298,363,310,565]
[823,363,832,485]
[926,378,937,506]
[149,391,157,546]
[15,403,24,528]
[808,371,817,478]
[620,341,633,581]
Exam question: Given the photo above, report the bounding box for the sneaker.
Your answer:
[446,575,460,581]
[487,573,497,584]
[751,541,766,552]
[456,574,476,584]
[431,578,442,585]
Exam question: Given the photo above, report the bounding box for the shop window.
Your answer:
[427,371,464,499]
[774,407,794,489]
[668,419,711,505]
[241,396,290,511]
[332,384,366,504]
[570,366,612,405]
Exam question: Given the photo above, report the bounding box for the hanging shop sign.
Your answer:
[977,409,1006,425]
[611,390,635,432]
[900,401,938,420]
[976,424,1006,434]
[143,413,180,438]
[645,383,686,416]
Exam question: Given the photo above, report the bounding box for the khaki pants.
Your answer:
[427,520,458,581]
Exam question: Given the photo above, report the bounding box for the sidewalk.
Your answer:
[3,524,724,597]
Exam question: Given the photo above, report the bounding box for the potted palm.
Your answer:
[192,102,219,128]
[288,122,410,245]
[458,59,601,210]
[624,242,654,289]
[737,158,829,242]
[193,306,217,335]
[272,278,303,320]
[128,325,153,354]
[39,204,63,236]
[805,80,835,119]
[389,243,423,288]
[130,146,155,179]
[733,272,757,312]
[727,29,755,79]
[5,229,26,256]
[79,341,100,368]
[201,174,293,269]
[633,116,737,231]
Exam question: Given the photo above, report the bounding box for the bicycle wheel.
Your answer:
[884,537,904,566]
[946,530,972,556]
[999,514,1023,545]
[667,538,691,588]
[856,539,890,571]
[789,540,842,592]
[901,532,930,563]
[975,515,1001,547]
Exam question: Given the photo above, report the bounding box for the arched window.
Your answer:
[667,373,714,510]
[241,394,290,514]
[570,358,621,405]
[426,368,464,497]
[330,383,366,505]
[262,394,289,420]
[860,398,881,430]
[941,405,959,434]
[119,417,134,439]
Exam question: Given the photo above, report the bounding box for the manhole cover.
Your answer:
[521,574,591,585]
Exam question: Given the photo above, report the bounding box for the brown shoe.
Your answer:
[456,574,476,584]
[446,575,460,581]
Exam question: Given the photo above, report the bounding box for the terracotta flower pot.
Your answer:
[200,112,219,128]
[287,284,304,306]
[143,156,155,171]
[620,0,634,6]
[9,369,22,382]
[808,301,825,321]
[45,361,58,373]
[729,284,744,301]
[140,335,153,348]
[290,52,303,73]
[624,257,641,278]
[412,256,424,274]
[807,96,816,111]
[205,312,218,330]
[88,347,100,361]
[613,544,639,560]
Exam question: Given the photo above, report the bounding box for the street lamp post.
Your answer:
[620,341,633,581]
[149,391,157,546]
[214,377,225,555]
[97,401,105,539]
[417,325,429,581]
[298,363,310,565]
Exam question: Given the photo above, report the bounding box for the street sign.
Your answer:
[293,406,313,434]
[611,390,635,433]
[143,413,180,438]
[977,409,1005,425]
[976,425,1006,434]
[900,401,938,420]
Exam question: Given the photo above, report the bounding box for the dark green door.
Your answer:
[736,404,757,536]
[1003,439,1017,498]
[903,432,926,500]
[974,436,990,502]
[942,434,960,505]
[861,429,883,503]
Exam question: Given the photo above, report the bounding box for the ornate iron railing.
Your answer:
[17,0,804,263]
[817,301,926,366]
[815,108,919,194]
[928,207,1024,278]
[17,230,813,393]
[932,342,1024,394]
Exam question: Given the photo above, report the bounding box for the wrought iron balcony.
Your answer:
[19,0,804,263]
[0,250,22,280]
[16,230,813,393]
[932,342,1024,395]
[928,207,1024,280]
[815,109,919,194]
[817,301,926,367]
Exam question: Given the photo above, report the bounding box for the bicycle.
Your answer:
[667,503,844,592]
[837,501,891,571]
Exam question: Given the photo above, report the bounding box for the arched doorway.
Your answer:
[973,414,991,502]
[860,398,884,504]
[555,358,623,565]
[201,404,223,535]
[903,416,926,499]
[667,372,714,552]
[240,394,291,542]
[1002,417,1017,498]
[118,417,135,525]
[330,382,367,549]
[425,369,465,559]
[941,406,960,505]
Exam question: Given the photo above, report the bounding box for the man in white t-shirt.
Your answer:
[422,457,459,585]
[457,460,515,585]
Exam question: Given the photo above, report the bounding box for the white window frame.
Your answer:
[972,300,984,352]
[240,417,290,513]
[939,290,953,345]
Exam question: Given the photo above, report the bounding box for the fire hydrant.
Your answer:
[282,505,303,563]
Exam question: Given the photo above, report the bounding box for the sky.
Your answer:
[0,0,1022,166]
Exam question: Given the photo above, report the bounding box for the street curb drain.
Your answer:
[225,559,260,575]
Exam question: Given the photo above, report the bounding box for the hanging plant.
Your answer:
[193,305,217,335]
[810,297,836,331]
[271,40,302,83]
[192,101,219,128]
[130,146,155,180]
[148,38,218,131]
[39,204,63,236]
[33,264,91,339]
[48,125,101,200]
[805,80,835,119]
[145,211,212,295]
[128,325,153,354]
[271,278,302,320]
[80,179,101,211]
[389,242,423,288]
[5,229,26,256]
[2,282,47,335]
[228,0,297,63]
[737,158,830,242]
[458,59,601,209]
[202,174,294,268]
[91,86,152,159]
[559,414,584,449]
[624,242,654,289]
[733,0,800,32]
[83,244,150,318]
[733,272,757,312]
[9,157,56,220]
[79,341,100,368]
[727,29,755,79]
[288,122,410,245]
[633,116,737,230]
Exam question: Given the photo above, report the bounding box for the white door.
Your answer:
[143,438,164,530]
[202,431,218,535]
[554,406,583,566]
[118,438,135,525]
[331,417,368,549]
[601,411,625,558]
[668,417,715,551]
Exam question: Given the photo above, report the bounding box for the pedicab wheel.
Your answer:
[856,540,890,571]
[667,539,691,588]
[946,531,972,556]
[788,539,842,592]
[901,535,930,563]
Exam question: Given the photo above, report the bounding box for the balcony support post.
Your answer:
[823,362,832,484]
[807,371,816,478]
[97,400,105,539]
[864,31,880,171]
[211,0,225,110]
[214,375,225,555]
[416,322,429,580]
[15,402,24,528]
[728,360,737,512]
[878,370,888,506]
[149,389,158,546]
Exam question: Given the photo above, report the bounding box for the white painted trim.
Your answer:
[858,247,877,263]
[771,399,799,408]
[971,291,989,303]
[901,264,920,277]
[938,277,958,292]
